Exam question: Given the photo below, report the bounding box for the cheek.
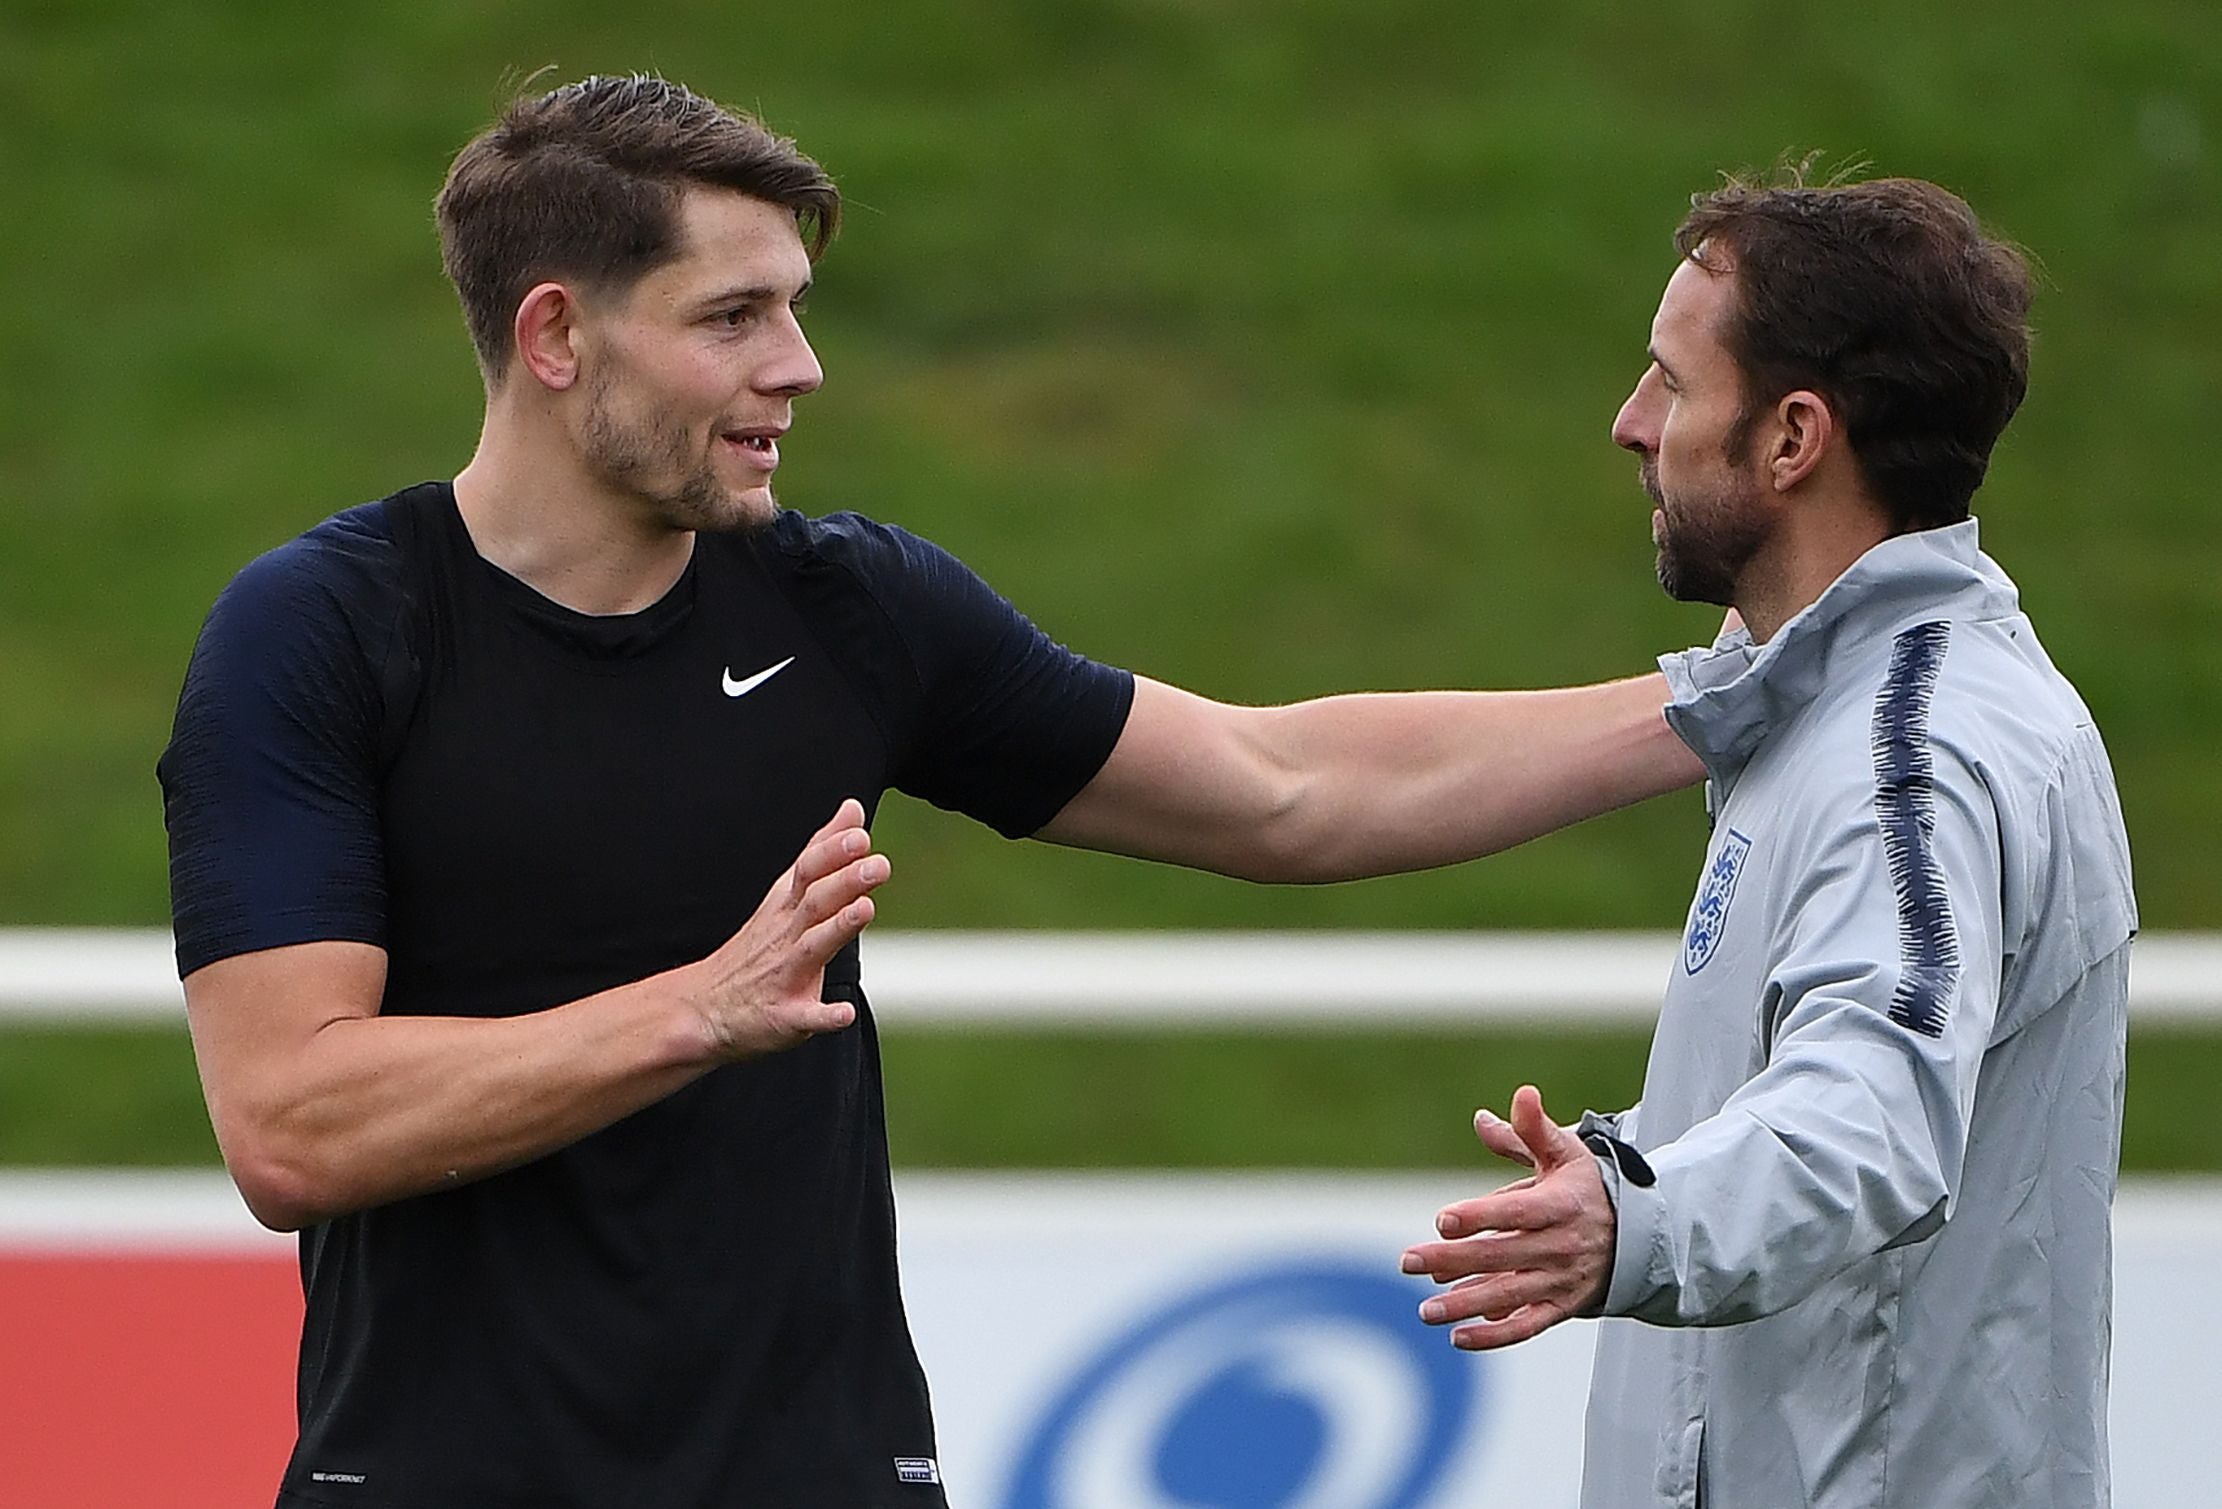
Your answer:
[1657,402,1726,471]
[609,334,729,406]
[682,336,742,381]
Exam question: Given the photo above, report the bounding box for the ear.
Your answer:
[512,281,585,392]
[1765,389,1836,494]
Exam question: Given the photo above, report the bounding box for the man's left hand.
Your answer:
[1400,1084,1615,1350]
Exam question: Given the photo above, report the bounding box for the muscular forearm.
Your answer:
[1044,672,1701,883]
[199,958,720,1230]
[1257,673,1699,880]
[190,801,885,1231]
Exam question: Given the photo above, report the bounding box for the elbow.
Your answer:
[1227,774,1345,884]
[1220,708,1345,883]
[215,1114,342,1232]
[227,1146,328,1232]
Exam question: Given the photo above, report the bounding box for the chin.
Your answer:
[659,479,778,535]
[726,485,780,530]
[710,466,781,529]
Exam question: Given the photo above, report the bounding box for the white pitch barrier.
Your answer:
[1,927,2219,1027]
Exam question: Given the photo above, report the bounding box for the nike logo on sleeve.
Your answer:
[722,657,795,698]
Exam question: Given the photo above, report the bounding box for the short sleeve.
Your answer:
[783,514,1134,838]
[158,510,408,977]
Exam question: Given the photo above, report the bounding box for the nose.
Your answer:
[758,313,824,398]
[1612,370,1659,455]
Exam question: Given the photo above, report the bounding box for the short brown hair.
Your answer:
[436,74,841,379]
[1676,167,2033,531]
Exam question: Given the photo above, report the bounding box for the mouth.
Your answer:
[1639,458,1667,544]
[719,425,786,474]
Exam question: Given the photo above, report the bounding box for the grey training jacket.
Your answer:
[1580,521,2136,1509]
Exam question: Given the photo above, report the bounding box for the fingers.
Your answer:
[790,799,873,892]
[783,994,858,1035]
[1402,1232,1504,1282]
[1416,1267,1584,1351]
[1447,1302,1566,1352]
[700,802,882,1056]
[813,796,867,840]
[1421,1266,1569,1329]
[1407,1087,1617,1353]
[797,851,891,926]
[1412,1258,1583,1351]
[1402,1226,1568,1283]
[1428,1183,1560,1240]
[796,891,877,965]
[780,801,888,943]
[788,854,888,962]
[1473,1107,1535,1167]
[1509,1084,1583,1173]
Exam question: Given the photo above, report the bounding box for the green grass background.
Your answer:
[0,1,2215,1167]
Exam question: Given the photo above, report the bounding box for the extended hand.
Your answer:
[1400,1084,1614,1350]
[688,799,890,1059]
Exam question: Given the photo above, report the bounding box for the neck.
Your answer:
[450,400,695,617]
[1734,494,1895,645]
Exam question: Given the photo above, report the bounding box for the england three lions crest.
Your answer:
[1684,829,1754,974]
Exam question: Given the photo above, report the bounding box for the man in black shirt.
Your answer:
[161,75,1701,1507]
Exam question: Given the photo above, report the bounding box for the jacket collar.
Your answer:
[1658,519,2018,780]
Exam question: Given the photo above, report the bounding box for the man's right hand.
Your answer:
[685,798,891,1059]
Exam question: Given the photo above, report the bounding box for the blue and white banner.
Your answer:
[896,1173,2222,1509]
[899,1174,1618,1507]
[3,1172,2216,1506]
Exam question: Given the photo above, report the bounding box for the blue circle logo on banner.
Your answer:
[1000,1261,1481,1509]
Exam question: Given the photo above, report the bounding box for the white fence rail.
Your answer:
[2,927,2217,1027]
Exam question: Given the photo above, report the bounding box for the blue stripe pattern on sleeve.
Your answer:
[1870,620,1960,1037]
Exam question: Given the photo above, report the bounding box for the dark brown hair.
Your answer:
[435,74,841,380]
[1676,166,2033,531]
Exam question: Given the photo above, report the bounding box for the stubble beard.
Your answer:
[1644,456,1770,607]
[581,368,772,535]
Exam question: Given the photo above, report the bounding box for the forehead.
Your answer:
[1650,256,1737,366]
[638,187,812,300]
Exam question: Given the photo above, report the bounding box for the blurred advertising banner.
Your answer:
[900,1175,1593,1507]
[2,1172,2217,1508]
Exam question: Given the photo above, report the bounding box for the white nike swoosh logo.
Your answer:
[722,657,794,698]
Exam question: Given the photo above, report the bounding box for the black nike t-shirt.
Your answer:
[158,482,1134,1508]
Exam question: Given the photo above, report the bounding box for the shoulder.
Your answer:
[180,495,426,731]
[1785,611,2085,770]
[754,508,981,600]
[1769,610,2111,868]
[745,508,1028,677]
[1895,613,2098,800]
[210,498,409,634]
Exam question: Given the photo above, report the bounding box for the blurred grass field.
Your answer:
[6,1023,2219,1172]
[0,2,2214,1168]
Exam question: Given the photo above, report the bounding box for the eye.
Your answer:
[720,306,755,328]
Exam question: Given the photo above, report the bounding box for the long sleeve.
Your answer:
[1601,734,2005,1326]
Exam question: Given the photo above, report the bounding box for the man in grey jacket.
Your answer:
[1401,172,2136,1507]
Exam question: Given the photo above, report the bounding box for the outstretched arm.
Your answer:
[1036,672,1699,881]
[186,802,889,1232]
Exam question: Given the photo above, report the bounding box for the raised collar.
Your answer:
[1658,519,2020,780]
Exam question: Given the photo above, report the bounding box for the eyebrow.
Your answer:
[693,279,813,314]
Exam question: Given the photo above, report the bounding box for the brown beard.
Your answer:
[580,367,768,534]
[1644,456,1770,606]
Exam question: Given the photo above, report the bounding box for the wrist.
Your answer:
[658,959,732,1067]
